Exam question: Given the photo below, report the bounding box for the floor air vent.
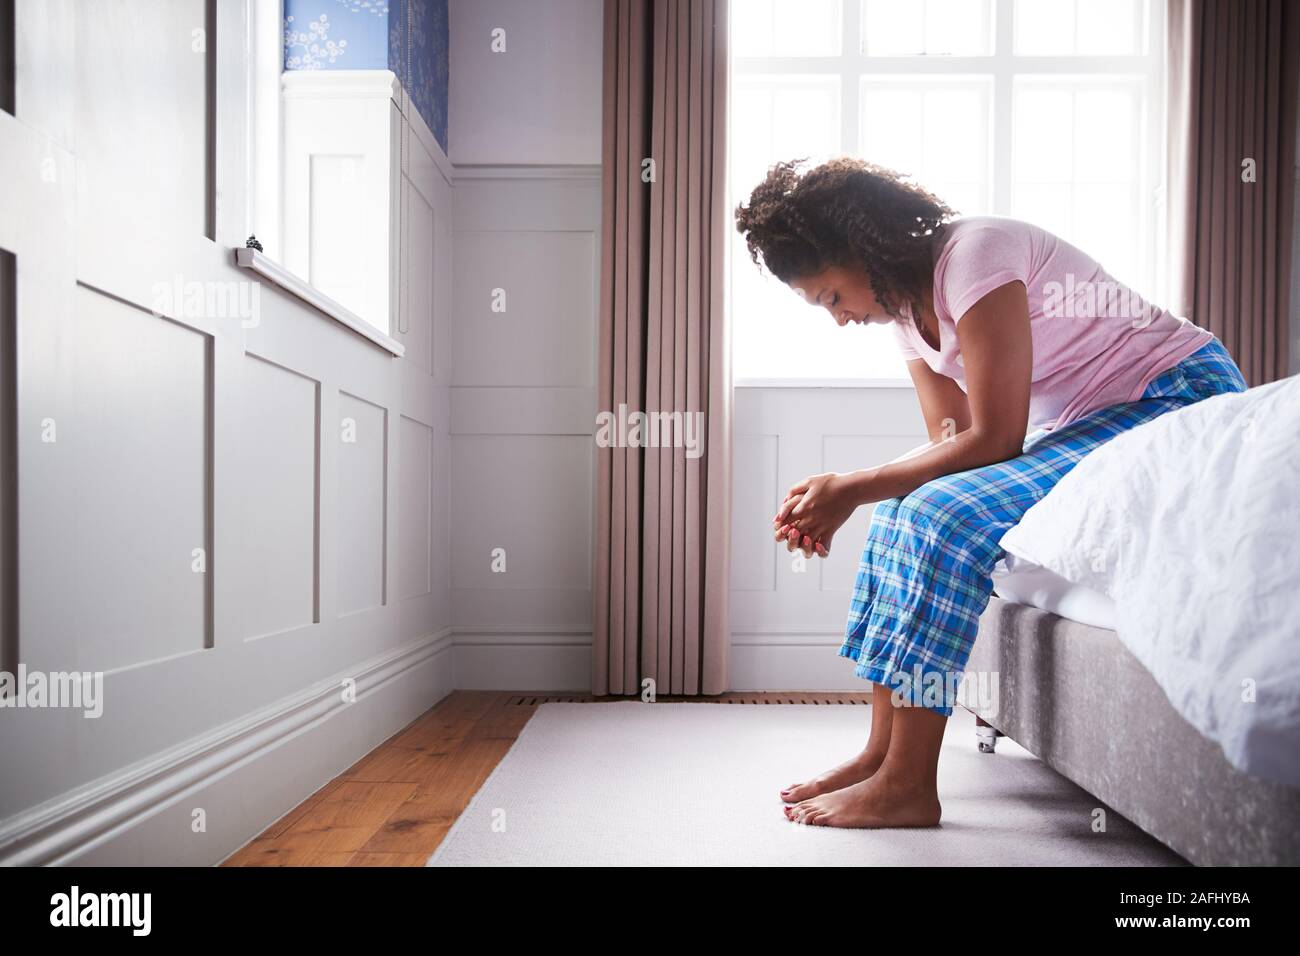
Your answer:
[506,694,870,706]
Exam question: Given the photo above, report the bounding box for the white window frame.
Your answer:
[238,0,405,356]
[730,0,1167,387]
[249,0,284,263]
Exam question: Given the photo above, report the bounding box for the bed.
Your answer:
[961,373,1300,866]
[964,595,1300,866]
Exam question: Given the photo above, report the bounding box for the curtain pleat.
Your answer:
[641,0,667,691]
[1167,0,1300,384]
[594,0,615,698]
[595,0,731,697]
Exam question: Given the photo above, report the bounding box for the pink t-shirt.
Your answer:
[894,216,1214,431]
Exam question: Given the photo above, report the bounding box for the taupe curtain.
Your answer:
[1167,0,1300,384]
[594,0,731,697]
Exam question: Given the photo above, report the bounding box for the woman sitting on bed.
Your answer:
[733,157,1247,829]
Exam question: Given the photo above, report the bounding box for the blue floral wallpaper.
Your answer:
[283,0,390,69]
[389,0,450,156]
[283,0,449,154]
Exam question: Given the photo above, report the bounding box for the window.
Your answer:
[243,0,407,352]
[729,0,1165,383]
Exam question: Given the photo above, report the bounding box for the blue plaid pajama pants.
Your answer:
[839,337,1247,715]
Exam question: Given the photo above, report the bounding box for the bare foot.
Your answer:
[780,748,886,804]
[783,773,942,829]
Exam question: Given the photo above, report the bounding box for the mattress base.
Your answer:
[965,597,1300,866]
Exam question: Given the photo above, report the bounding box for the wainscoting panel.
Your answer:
[397,413,433,601]
[730,433,779,593]
[400,166,437,374]
[449,167,600,689]
[0,249,14,681]
[73,0,211,251]
[730,386,928,690]
[238,353,321,640]
[450,230,597,388]
[71,284,212,672]
[0,0,455,864]
[337,390,387,616]
[450,433,593,592]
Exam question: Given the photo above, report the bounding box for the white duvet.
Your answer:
[999,375,1300,788]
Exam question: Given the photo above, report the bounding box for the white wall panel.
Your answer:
[0,250,14,679]
[397,414,432,600]
[820,434,921,591]
[450,434,592,591]
[730,386,928,689]
[237,354,319,640]
[449,169,600,685]
[337,390,386,615]
[451,230,597,388]
[74,0,209,248]
[730,434,779,592]
[399,151,437,373]
[72,285,211,671]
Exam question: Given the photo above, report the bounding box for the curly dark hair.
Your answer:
[734,157,956,329]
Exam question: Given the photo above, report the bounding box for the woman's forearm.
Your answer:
[841,429,1022,505]
[886,438,941,464]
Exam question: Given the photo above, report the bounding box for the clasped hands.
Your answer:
[772,471,857,559]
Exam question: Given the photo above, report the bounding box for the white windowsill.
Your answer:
[233,247,405,357]
[735,377,913,388]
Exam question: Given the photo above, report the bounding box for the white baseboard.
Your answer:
[449,629,868,694]
[0,629,454,866]
[452,629,592,691]
[729,638,868,692]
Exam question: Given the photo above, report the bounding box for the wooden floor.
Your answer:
[221,690,870,867]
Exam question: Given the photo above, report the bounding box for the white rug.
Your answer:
[427,702,1186,866]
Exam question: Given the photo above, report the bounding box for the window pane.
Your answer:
[732,74,900,380]
[923,0,993,56]
[1012,82,1078,239]
[860,88,923,174]
[729,234,909,380]
[923,87,988,189]
[1015,0,1144,55]
[862,0,924,55]
[1010,182,1071,239]
[732,76,840,200]
[939,183,985,217]
[1073,183,1139,284]
[1076,0,1141,55]
[783,0,842,56]
[864,0,992,56]
[733,0,841,57]
[861,79,991,215]
[1012,78,1147,293]
[1072,86,1138,183]
[1014,0,1075,55]
[1012,87,1074,184]
[732,0,776,57]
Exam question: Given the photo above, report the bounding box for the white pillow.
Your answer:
[997,383,1280,600]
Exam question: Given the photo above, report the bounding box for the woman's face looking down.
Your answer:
[788,265,890,328]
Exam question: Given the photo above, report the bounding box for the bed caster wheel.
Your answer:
[975,723,999,754]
